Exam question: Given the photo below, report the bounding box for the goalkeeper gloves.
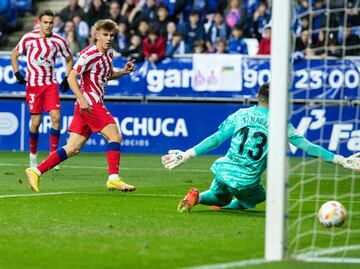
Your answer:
[15,71,26,85]
[60,76,70,92]
[161,148,196,170]
[333,153,360,171]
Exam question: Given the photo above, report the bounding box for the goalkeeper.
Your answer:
[162,83,360,213]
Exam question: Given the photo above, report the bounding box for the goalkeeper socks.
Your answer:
[222,199,248,210]
[50,128,60,152]
[29,131,39,154]
[37,148,68,174]
[106,142,121,178]
[199,190,231,207]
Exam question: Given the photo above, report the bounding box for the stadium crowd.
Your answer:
[1,0,360,58]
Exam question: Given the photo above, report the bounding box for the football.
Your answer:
[318,201,347,228]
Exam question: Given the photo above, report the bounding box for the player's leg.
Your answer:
[26,132,88,192]
[223,184,266,210]
[26,86,43,167]
[100,124,135,192]
[29,114,42,167]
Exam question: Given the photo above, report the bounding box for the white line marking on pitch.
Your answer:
[181,258,269,269]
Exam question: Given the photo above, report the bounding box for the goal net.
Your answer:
[286,0,360,263]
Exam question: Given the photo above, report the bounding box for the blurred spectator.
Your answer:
[86,0,109,28]
[60,0,85,22]
[114,20,130,51]
[166,30,185,57]
[228,24,248,54]
[66,30,81,54]
[252,0,270,40]
[206,11,231,52]
[215,38,228,53]
[143,29,166,62]
[108,1,122,23]
[328,37,342,57]
[344,23,360,56]
[166,21,177,42]
[313,30,325,57]
[295,0,310,15]
[183,10,205,53]
[120,33,144,61]
[78,0,92,13]
[64,21,76,38]
[121,0,143,30]
[137,19,150,38]
[204,0,227,17]
[225,0,247,29]
[257,25,271,55]
[53,14,65,36]
[72,14,89,48]
[161,0,188,22]
[312,0,326,40]
[194,40,206,53]
[295,29,310,53]
[141,0,158,22]
[88,25,97,46]
[294,15,309,37]
[153,5,171,37]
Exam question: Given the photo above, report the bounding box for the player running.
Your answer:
[11,10,74,169]
[162,83,360,212]
[25,19,136,193]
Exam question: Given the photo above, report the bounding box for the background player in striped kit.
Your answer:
[11,10,74,169]
[25,19,136,193]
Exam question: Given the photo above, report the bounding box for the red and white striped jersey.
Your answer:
[73,45,113,105]
[16,29,71,87]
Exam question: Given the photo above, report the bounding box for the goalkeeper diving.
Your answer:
[161,82,360,213]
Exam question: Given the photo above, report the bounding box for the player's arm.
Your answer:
[288,123,360,171]
[162,114,236,170]
[11,48,26,84]
[109,60,135,80]
[67,69,91,113]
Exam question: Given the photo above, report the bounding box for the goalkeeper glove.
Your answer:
[15,71,26,85]
[60,76,70,92]
[333,153,360,171]
[161,148,196,170]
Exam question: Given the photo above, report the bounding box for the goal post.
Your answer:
[265,0,292,261]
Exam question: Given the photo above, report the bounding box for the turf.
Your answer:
[0,152,358,269]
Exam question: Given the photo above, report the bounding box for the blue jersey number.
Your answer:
[238,127,267,161]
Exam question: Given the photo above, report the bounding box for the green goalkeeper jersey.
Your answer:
[193,105,335,190]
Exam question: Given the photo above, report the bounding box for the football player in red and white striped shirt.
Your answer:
[26,19,136,193]
[11,10,74,169]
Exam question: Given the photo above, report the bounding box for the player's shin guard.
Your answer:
[37,147,68,174]
[106,142,121,177]
[29,131,39,154]
[50,128,60,152]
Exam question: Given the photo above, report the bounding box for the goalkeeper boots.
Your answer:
[178,187,199,213]
[106,178,136,192]
[25,168,40,192]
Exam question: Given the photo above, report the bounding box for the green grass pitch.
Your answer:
[0,152,358,269]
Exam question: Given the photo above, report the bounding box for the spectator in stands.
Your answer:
[295,0,310,15]
[72,14,89,48]
[204,0,227,18]
[166,21,177,43]
[294,15,309,37]
[88,25,97,46]
[166,30,185,57]
[312,0,326,41]
[153,5,171,37]
[86,0,109,28]
[161,0,188,23]
[327,37,342,57]
[252,0,271,40]
[206,11,231,52]
[121,0,143,31]
[137,19,150,38]
[114,19,130,52]
[194,40,206,53]
[143,29,166,62]
[64,21,76,38]
[60,0,85,22]
[313,30,326,57]
[66,30,81,54]
[108,1,122,23]
[344,23,360,56]
[183,10,206,53]
[225,0,247,29]
[257,24,271,55]
[53,14,65,36]
[215,38,228,53]
[78,0,92,13]
[141,0,158,23]
[228,24,248,54]
[295,29,310,53]
[120,33,144,61]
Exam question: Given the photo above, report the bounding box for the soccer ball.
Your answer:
[318,201,347,228]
